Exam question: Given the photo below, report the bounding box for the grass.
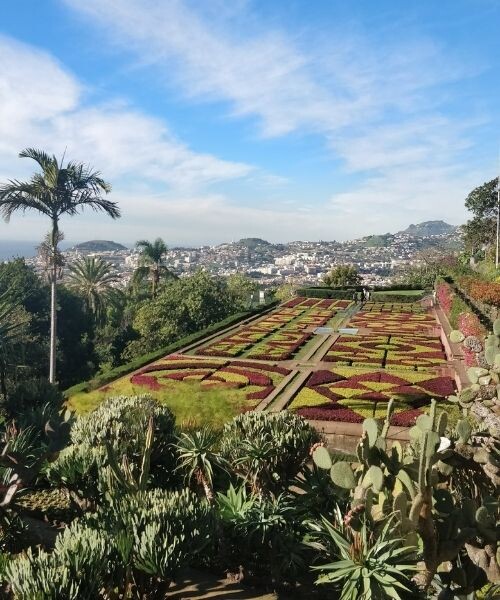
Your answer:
[68,378,263,430]
[372,289,424,297]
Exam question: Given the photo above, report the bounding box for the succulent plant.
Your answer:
[312,400,500,592]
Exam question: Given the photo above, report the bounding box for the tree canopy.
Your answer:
[323,265,361,287]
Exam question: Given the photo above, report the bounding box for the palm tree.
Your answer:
[67,256,120,324]
[0,148,120,383]
[133,238,175,298]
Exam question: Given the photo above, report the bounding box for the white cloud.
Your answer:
[60,0,491,239]
[0,35,252,191]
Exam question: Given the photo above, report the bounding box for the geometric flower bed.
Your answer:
[350,311,437,334]
[130,356,289,402]
[288,366,455,425]
[362,302,425,313]
[196,301,340,359]
[324,333,447,371]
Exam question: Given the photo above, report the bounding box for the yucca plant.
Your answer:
[309,513,417,600]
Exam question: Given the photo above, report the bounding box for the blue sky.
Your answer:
[0,0,499,245]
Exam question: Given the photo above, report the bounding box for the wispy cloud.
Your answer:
[0,34,253,191]
[60,0,490,235]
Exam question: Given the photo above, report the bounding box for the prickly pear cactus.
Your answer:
[312,400,500,591]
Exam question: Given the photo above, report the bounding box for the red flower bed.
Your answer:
[296,405,363,423]
[390,409,423,426]
[282,297,304,308]
[300,298,320,307]
[317,299,336,308]
[308,370,345,386]
[436,282,454,315]
[221,367,272,386]
[142,361,226,372]
[457,276,500,307]
[230,361,290,375]
[130,373,162,390]
[246,386,274,400]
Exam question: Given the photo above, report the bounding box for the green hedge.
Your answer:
[296,287,357,299]
[370,291,426,303]
[64,302,277,397]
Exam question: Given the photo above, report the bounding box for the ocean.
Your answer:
[0,240,73,261]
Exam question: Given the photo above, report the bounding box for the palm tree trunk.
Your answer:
[49,218,58,384]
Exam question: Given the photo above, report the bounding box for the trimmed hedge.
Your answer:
[295,287,357,299]
[64,302,278,397]
[370,291,426,303]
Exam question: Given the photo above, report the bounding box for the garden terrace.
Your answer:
[324,332,447,371]
[68,356,289,429]
[69,296,461,443]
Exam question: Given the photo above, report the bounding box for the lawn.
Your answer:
[68,357,288,429]
[372,289,425,296]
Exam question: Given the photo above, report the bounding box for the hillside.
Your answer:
[73,240,128,252]
[401,220,455,237]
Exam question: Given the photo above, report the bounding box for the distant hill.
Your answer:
[72,240,127,252]
[364,233,394,248]
[236,238,272,249]
[401,221,455,237]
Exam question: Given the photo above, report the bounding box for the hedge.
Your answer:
[369,291,426,303]
[295,287,358,299]
[63,301,278,397]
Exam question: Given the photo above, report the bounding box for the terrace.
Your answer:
[69,295,462,447]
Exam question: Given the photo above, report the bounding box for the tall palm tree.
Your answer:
[0,148,120,383]
[133,238,176,298]
[67,256,120,324]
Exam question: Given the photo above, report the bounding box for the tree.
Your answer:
[0,148,120,383]
[463,178,499,256]
[67,257,120,324]
[274,283,297,302]
[323,265,361,287]
[133,238,176,298]
[0,291,27,401]
[227,273,258,310]
[125,270,235,358]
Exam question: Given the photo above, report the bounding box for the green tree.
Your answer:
[67,256,120,324]
[125,270,234,357]
[323,265,361,287]
[133,238,176,298]
[0,291,28,401]
[463,178,499,256]
[0,148,120,383]
[274,283,297,302]
[227,273,258,310]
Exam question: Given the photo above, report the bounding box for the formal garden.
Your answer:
[0,151,498,598]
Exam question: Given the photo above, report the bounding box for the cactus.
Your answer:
[312,400,500,592]
[450,330,465,343]
[493,318,500,336]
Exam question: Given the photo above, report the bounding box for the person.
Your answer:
[432,289,437,307]
[366,289,370,301]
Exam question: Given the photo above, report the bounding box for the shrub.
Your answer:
[220,411,320,495]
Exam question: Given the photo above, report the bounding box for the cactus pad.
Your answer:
[330,461,356,489]
[312,446,332,470]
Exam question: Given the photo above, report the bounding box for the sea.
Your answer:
[0,240,73,261]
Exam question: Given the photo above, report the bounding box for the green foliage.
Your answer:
[216,485,307,583]
[6,521,110,599]
[310,515,417,599]
[323,264,361,288]
[226,273,258,310]
[66,256,120,324]
[125,269,245,358]
[175,427,228,501]
[220,411,320,495]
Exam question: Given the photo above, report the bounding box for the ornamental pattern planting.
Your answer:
[289,366,455,425]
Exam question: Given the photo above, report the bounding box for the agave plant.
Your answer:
[175,427,228,502]
[309,513,417,600]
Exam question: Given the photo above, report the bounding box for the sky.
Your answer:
[0,0,499,246]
